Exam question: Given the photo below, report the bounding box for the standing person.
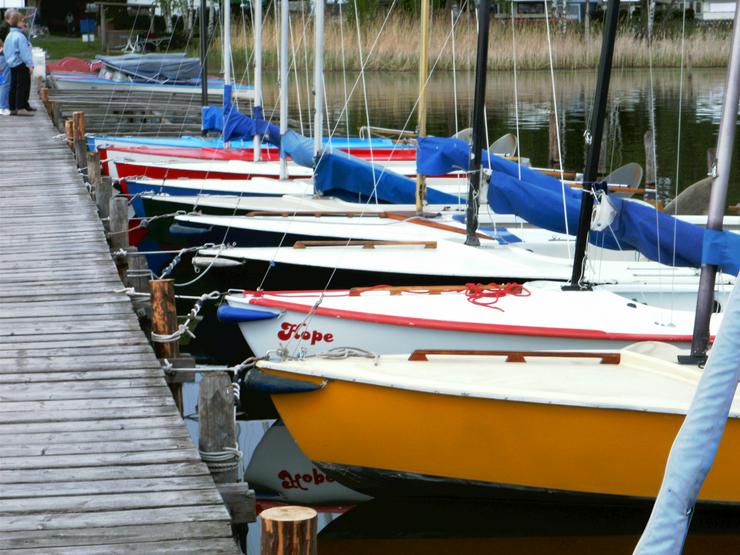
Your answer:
[0,10,12,116]
[4,11,34,115]
[65,12,74,36]
[0,38,8,116]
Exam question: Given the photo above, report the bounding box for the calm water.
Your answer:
[260,67,740,204]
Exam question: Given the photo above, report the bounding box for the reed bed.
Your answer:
[212,13,731,73]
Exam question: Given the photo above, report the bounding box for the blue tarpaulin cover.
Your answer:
[280,130,315,168]
[201,85,281,145]
[96,53,200,83]
[315,152,461,204]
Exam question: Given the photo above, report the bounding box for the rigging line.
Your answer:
[256,0,405,292]
[670,0,689,319]
[337,0,352,146]
[543,0,571,259]
[510,1,521,182]
[300,3,313,138]
[287,11,305,135]
[450,8,459,134]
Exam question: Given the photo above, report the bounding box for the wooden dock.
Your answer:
[0,103,241,551]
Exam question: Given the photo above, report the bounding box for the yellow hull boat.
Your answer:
[256,343,740,503]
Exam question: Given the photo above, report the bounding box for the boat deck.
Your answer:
[0,98,240,552]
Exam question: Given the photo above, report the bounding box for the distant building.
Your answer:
[693,1,736,21]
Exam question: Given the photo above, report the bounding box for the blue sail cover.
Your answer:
[97,53,200,83]
[201,86,281,145]
[280,130,314,168]
[315,152,461,204]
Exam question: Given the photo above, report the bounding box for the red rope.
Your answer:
[464,283,530,311]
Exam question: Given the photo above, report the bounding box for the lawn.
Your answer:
[32,34,103,61]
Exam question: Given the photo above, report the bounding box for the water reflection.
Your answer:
[318,498,740,554]
[262,68,739,204]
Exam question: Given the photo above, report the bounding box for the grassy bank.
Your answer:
[212,14,731,73]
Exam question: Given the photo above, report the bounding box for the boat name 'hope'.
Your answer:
[277,322,334,345]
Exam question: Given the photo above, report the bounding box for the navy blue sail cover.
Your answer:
[419,135,740,274]
[201,86,281,145]
[315,152,461,204]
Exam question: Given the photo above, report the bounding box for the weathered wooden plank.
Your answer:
[0,504,232,532]
[2,436,196,459]
[0,425,190,446]
[0,404,179,424]
[0,461,210,485]
[0,521,232,550]
[4,537,240,554]
[0,448,201,471]
[0,369,165,384]
[0,345,154,361]
[0,386,172,404]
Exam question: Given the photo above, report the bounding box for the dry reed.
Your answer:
[213,13,730,73]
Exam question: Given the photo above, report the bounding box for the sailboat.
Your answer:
[236,0,740,503]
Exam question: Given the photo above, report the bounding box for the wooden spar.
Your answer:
[260,506,318,555]
[464,0,491,247]
[415,0,431,215]
[408,349,621,363]
[149,279,182,414]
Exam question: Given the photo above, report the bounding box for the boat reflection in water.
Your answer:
[318,498,740,554]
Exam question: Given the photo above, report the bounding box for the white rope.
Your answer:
[199,445,243,472]
[150,290,220,343]
[543,0,571,259]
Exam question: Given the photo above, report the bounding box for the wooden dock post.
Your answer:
[260,506,318,555]
[97,176,113,224]
[64,119,73,148]
[199,372,237,484]
[126,246,152,293]
[150,278,183,413]
[72,111,87,169]
[86,151,101,196]
[109,195,129,252]
[40,87,51,116]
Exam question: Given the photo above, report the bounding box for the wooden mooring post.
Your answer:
[72,111,87,169]
[86,151,101,195]
[149,278,183,414]
[260,506,318,555]
[97,176,112,224]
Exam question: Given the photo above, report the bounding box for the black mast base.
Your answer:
[561,282,593,292]
[677,353,708,367]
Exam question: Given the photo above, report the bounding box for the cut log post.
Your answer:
[86,152,101,198]
[51,101,62,130]
[72,111,87,169]
[548,110,559,165]
[97,176,113,224]
[198,372,237,483]
[644,130,657,186]
[150,278,182,413]
[260,506,318,555]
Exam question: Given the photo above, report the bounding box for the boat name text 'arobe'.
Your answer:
[279,468,336,490]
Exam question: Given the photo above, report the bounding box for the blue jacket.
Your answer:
[4,27,32,69]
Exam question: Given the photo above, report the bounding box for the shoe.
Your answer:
[24,106,37,112]
[0,109,9,116]
[9,110,17,116]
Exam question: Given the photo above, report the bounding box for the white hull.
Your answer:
[48,75,254,99]
[225,283,720,357]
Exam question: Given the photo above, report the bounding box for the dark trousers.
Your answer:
[9,63,30,111]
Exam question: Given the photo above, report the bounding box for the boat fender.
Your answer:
[217,305,280,323]
[590,189,617,232]
[168,223,213,237]
[246,368,325,394]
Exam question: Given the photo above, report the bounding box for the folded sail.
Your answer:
[315,152,461,204]
[201,86,281,145]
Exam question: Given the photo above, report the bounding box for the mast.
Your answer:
[313,0,325,157]
[565,0,620,289]
[223,0,231,86]
[688,5,740,360]
[200,0,208,135]
[253,0,263,161]
[415,0,431,215]
[279,0,289,180]
[464,0,491,247]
